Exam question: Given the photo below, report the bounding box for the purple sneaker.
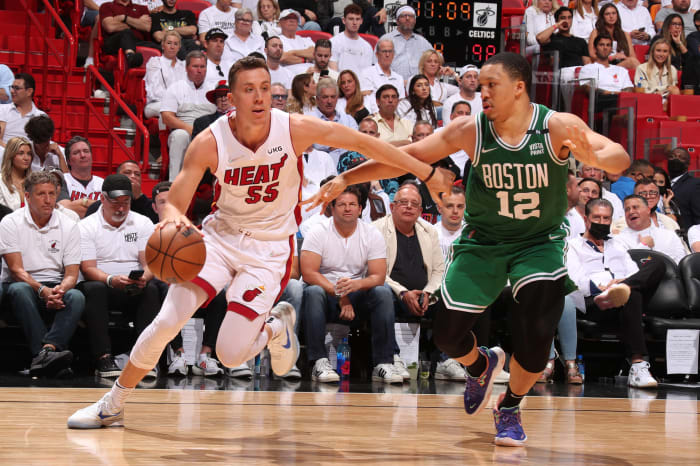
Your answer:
[463,346,505,415]
[493,403,527,446]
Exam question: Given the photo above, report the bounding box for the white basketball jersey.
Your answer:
[209,109,302,238]
[64,173,104,201]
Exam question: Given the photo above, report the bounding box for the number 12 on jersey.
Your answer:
[496,191,541,220]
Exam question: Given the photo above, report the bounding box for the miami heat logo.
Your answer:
[243,285,265,302]
[48,240,60,253]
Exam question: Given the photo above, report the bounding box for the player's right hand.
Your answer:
[424,167,456,210]
[300,175,348,212]
[156,213,203,237]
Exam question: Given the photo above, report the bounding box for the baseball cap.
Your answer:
[102,174,132,199]
[279,9,301,20]
[206,80,230,103]
[205,28,228,41]
[460,64,480,76]
[396,6,416,17]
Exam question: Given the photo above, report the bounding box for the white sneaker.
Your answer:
[393,354,410,381]
[226,363,253,379]
[168,352,188,376]
[435,359,467,381]
[372,363,403,384]
[311,358,340,383]
[93,88,107,99]
[67,393,124,429]
[493,369,511,384]
[267,302,299,376]
[628,361,658,388]
[191,353,224,377]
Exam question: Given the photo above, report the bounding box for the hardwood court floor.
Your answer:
[0,387,698,465]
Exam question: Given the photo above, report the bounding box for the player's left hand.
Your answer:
[424,167,456,210]
[563,125,598,167]
[301,175,347,212]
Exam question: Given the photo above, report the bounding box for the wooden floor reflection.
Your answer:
[0,387,698,465]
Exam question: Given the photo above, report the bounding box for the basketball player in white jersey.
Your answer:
[67,57,454,429]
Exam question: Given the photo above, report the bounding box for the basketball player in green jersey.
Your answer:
[304,52,631,446]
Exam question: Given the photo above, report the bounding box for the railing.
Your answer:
[21,0,76,141]
[84,65,150,173]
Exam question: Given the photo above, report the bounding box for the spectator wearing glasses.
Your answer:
[378,6,433,80]
[266,36,294,89]
[655,0,697,37]
[270,82,289,110]
[203,28,229,91]
[651,14,690,71]
[0,73,46,148]
[613,177,682,234]
[222,8,265,65]
[0,64,12,104]
[360,39,405,101]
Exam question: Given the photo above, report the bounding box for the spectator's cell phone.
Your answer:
[418,293,425,307]
[638,27,645,31]
[320,69,329,77]
[128,269,144,280]
[659,185,668,196]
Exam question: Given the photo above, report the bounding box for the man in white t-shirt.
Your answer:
[279,9,315,75]
[329,5,373,78]
[307,39,339,82]
[579,163,624,220]
[689,224,700,252]
[579,34,634,94]
[160,51,216,181]
[436,186,466,260]
[221,8,265,65]
[567,177,601,240]
[0,171,83,377]
[300,184,400,384]
[614,195,688,264]
[58,136,104,218]
[265,36,294,89]
[617,0,654,45]
[77,174,162,379]
[0,73,46,147]
[442,65,482,127]
[359,39,405,99]
[24,115,68,173]
[198,0,237,43]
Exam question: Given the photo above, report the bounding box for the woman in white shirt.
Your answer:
[0,137,32,211]
[397,74,438,128]
[634,38,680,105]
[572,0,599,41]
[257,0,281,38]
[144,30,186,124]
[525,0,560,51]
[416,49,458,105]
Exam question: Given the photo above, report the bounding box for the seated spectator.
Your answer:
[397,74,438,128]
[257,0,282,38]
[161,51,216,181]
[687,10,700,57]
[667,147,700,229]
[286,73,315,113]
[271,82,289,110]
[628,158,655,181]
[198,0,238,43]
[442,65,482,127]
[192,81,233,139]
[302,144,337,187]
[78,174,162,378]
[618,0,655,45]
[571,0,599,41]
[651,14,690,73]
[525,0,558,51]
[655,0,697,37]
[329,5,374,78]
[300,185,400,383]
[688,223,700,251]
[567,198,664,388]
[337,70,374,123]
[24,115,68,173]
[579,33,634,95]
[99,0,157,68]
[279,0,321,30]
[0,73,46,147]
[372,84,413,146]
[372,182,461,381]
[378,5,433,81]
[652,166,682,220]
[566,177,602,239]
[58,136,104,218]
[150,0,198,58]
[203,28,229,90]
[613,177,681,232]
[360,39,406,100]
[417,49,458,105]
[634,38,680,101]
[588,3,640,70]
[307,39,339,82]
[0,64,13,104]
[310,78,358,164]
[540,294,582,384]
[278,9,316,75]
[0,137,32,211]
[441,101,471,178]
[222,8,266,64]
[317,0,386,36]
[0,171,84,377]
[435,185,466,263]
[615,194,687,263]
[266,36,294,89]
[144,30,186,125]
[579,163,624,219]
[683,10,700,91]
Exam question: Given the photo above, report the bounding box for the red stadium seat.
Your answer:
[634,45,649,62]
[296,30,332,43]
[359,33,378,49]
[175,0,211,18]
[681,145,700,171]
[615,92,667,159]
[668,94,700,122]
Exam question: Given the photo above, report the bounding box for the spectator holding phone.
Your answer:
[618,0,655,45]
[77,174,162,379]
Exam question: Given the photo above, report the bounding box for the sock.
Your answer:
[466,349,487,377]
[265,315,285,339]
[499,386,525,410]
[108,380,134,411]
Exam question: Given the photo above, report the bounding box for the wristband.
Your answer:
[423,166,436,183]
[106,275,115,288]
[37,285,46,297]
[400,290,407,300]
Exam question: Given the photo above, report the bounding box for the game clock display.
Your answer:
[409,0,501,67]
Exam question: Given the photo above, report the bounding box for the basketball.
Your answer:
[145,223,206,284]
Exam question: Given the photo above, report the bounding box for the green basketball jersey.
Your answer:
[464,103,569,243]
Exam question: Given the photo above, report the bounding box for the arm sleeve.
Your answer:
[198,9,211,34]
[144,58,164,103]
[0,216,18,254]
[79,222,97,262]
[366,225,387,260]
[64,221,82,266]
[159,84,179,114]
[300,222,325,255]
[137,219,156,252]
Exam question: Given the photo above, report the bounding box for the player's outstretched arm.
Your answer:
[159,130,218,231]
[551,112,631,175]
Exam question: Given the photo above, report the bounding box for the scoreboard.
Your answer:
[409,0,502,67]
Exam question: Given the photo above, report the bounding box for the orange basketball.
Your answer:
[145,223,206,284]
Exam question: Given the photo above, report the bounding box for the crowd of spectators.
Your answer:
[0,0,699,387]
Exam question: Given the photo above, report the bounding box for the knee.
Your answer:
[7,282,34,299]
[368,286,394,317]
[303,285,327,308]
[215,342,248,368]
[282,279,303,306]
[63,289,86,313]
[168,130,190,147]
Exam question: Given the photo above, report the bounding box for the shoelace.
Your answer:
[495,408,522,434]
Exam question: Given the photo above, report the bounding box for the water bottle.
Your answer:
[336,337,351,379]
[577,354,585,381]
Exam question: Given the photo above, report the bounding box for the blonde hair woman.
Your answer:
[417,49,458,104]
[572,0,598,40]
[634,38,680,105]
[0,137,32,210]
[257,0,282,37]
